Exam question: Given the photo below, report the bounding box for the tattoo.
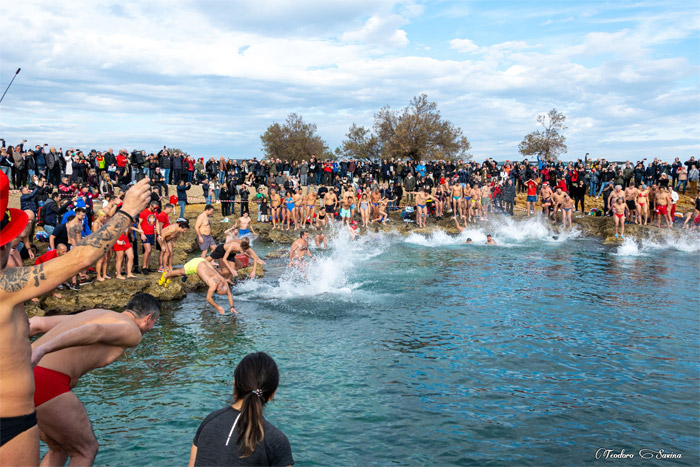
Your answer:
[76,213,130,254]
[0,264,45,293]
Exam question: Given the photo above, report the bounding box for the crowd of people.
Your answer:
[2,136,700,465]
[0,173,293,465]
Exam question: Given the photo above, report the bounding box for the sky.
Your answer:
[0,0,698,161]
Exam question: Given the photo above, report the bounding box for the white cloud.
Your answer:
[450,38,479,53]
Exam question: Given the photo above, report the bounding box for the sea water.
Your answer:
[64,218,699,466]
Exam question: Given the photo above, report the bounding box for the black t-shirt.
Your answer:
[193,406,294,466]
[50,222,69,247]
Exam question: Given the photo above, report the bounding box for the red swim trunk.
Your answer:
[33,366,71,407]
[656,205,668,215]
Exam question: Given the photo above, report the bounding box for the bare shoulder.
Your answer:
[0,264,47,296]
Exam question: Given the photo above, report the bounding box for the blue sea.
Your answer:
[64,218,699,465]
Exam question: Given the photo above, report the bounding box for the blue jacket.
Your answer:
[20,188,38,213]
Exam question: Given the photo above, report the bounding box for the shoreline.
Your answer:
[19,190,698,317]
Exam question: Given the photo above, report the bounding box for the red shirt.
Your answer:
[527,180,537,196]
[116,154,128,167]
[139,209,157,235]
[157,211,170,229]
[34,249,58,265]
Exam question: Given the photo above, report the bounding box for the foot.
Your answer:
[51,292,62,299]
[117,276,125,280]
[96,277,105,282]
[615,233,619,237]
[126,274,137,278]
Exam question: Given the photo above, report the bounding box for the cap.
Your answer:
[0,172,29,247]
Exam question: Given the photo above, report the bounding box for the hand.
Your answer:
[121,178,151,218]
[216,306,225,315]
[198,236,203,243]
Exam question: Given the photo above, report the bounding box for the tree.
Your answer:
[340,94,470,161]
[340,123,381,160]
[260,113,328,162]
[518,109,567,162]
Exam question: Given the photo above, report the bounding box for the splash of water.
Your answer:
[614,230,700,256]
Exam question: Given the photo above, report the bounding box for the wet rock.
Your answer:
[265,249,289,259]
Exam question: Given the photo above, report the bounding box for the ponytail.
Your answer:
[233,352,279,457]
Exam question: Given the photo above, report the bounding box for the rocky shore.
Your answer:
[17,189,697,317]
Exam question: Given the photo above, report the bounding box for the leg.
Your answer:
[125,250,135,277]
[115,251,125,279]
[0,425,39,467]
[37,392,98,466]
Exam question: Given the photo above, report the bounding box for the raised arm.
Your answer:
[31,322,142,367]
[0,178,151,306]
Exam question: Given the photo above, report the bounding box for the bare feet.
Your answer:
[117,275,125,280]
[126,274,137,278]
[31,297,39,303]
[96,277,105,282]
[51,291,62,299]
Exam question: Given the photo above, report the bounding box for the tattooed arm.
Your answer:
[0,178,152,307]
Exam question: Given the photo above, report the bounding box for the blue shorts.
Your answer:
[144,234,155,245]
[239,229,250,237]
[526,195,537,203]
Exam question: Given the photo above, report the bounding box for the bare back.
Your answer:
[32,309,141,387]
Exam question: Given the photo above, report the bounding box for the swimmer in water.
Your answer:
[486,234,496,245]
[465,238,472,244]
[314,232,327,249]
[288,231,312,269]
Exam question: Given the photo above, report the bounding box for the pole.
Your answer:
[0,68,21,105]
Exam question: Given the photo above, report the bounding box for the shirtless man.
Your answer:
[624,183,638,224]
[314,232,327,249]
[270,189,282,230]
[412,188,429,227]
[289,231,312,269]
[304,190,318,226]
[655,187,672,228]
[323,188,338,221]
[292,189,304,229]
[195,205,217,258]
[339,192,353,225]
[465,184,479,222]
[451,182,464,219]
[682,193,700,230]
[560,193,574,228]
[205,237,265,280]
[479,184,491,220]
[0,174,150,466]
[160,219,190,273]
[28,293,160,465]
[540,182,554,216]
[551,187,566,222]
[611,196,629,237]
[235,212,256,238]
[370,189,382,221]
[607,185,625,216]
[161,257,237,314]
[485,234,497,245]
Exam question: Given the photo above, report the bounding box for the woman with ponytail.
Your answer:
[189,352,294,466]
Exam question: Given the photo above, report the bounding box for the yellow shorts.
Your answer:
[184,257,206,276]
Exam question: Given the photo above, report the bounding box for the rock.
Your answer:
[33,274,186,315]
[265,249,289,259]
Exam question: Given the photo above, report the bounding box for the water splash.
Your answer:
[614,231,700,256]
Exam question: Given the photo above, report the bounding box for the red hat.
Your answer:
[0,172,29,247]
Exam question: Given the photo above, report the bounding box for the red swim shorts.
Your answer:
[33,366,71,407]
[656,205,668,215]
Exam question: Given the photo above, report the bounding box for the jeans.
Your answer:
[178,200,186,219]
[172,169,182,184]
[676,180,687,194]
[597,181,610,197]
[163,168,171,184]
[187,171,193,183]
[43,224,55,235]
[301,173,308,186]
[218,171,225,184]
[588,181,597,197]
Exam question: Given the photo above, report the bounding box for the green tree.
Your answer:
[260,113,328,162]
[340,123,381,160]
[518,109,567,162]
[374,94,470,161]
[340,94,470,161]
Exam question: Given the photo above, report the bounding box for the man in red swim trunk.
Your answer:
[29,293,160,465]
[655,187,672,228]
